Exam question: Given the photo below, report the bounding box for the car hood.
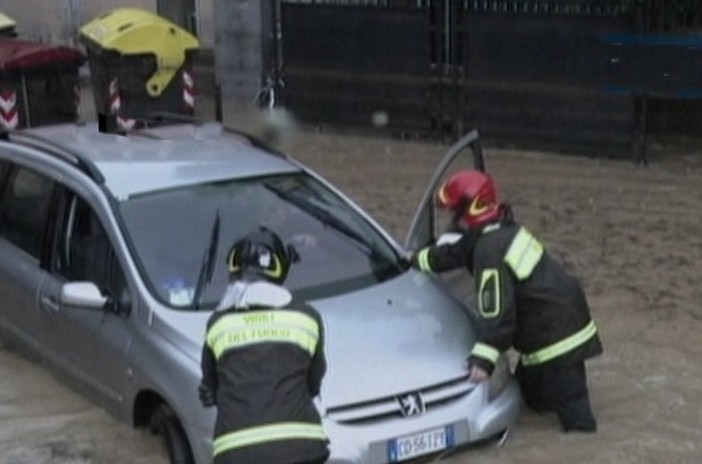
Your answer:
[152,271,476,409]
[313,271,475,408]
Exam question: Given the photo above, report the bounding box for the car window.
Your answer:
[118,173,405,309]
[55,193,129,304]
[0,166,54,259]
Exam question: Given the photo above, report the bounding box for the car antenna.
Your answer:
[192,210,221,311]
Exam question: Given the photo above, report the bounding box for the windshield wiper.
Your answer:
[192,210,221,311]
[263,183,375,255]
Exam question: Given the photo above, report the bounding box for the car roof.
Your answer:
[23,122,301,200]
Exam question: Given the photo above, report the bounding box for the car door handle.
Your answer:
[40,296,60,312]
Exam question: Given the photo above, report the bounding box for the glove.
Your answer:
[198,383,215,407]
[466,357,494,383]
[467,363,489,383]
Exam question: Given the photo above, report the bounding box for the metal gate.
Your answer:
[277,1,437,136]
[452,1,636,155]
[276,0,638,156]
[157,0,199,35]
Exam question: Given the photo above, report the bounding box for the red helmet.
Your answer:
[436,170,501,228]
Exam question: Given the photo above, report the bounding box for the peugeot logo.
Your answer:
[397,392,426,417]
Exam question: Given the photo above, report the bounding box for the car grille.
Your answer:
[325,375,476,424]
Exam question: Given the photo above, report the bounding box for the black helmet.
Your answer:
[227,227,291,285]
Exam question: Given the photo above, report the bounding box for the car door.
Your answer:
[403,129,486,304]
[0,163,55,354]
[38,188,134,409]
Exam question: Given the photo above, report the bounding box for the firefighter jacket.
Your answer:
[201,281,329,464]
[414,220,603,375]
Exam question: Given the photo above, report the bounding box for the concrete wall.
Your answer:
[213,0,265,101]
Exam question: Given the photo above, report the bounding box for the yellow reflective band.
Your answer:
[478,268,501,318]
[417,248,433,273]
[227,249,239,273]
[207,311,319,358]
[521,320,598,366]
[504,227,543,280]
[471,342,500,364]
[265,254,283,279]
[214,422,327,456]
[468,196,488,216]
[208,311,318,341]
[437,184,449,206]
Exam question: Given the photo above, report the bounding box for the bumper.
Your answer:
[186,379,521,464]
[324,379,521,464]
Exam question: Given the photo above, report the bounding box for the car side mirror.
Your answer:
[61,281,108,310]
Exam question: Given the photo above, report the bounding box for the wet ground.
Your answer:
[2,115,702,463]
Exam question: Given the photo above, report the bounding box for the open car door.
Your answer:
[403,129,486,303]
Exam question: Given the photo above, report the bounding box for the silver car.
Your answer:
[0,122,520,464]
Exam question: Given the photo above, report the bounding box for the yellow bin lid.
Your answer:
[0,11,17,32]
[80,8,199,97]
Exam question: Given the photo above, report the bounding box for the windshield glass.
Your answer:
[119,173,404,309]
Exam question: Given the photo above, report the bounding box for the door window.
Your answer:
[55,194,129,307]
[0,166,54,259]
[403,130,485,250]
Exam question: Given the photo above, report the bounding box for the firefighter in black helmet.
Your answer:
[412,169,603,433]
[199,226,329,464]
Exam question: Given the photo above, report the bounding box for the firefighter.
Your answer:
[199,226,329,464]
[411,169,603,433]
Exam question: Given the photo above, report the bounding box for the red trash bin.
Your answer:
[0,38,85,129]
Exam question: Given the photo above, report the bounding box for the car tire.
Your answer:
[150,403,195,464]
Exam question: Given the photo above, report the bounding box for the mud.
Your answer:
[1,125,701,463]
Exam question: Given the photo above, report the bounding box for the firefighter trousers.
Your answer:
[515,360,597,433]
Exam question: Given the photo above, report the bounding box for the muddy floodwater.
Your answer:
[2,124,702,464]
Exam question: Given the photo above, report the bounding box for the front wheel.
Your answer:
[150,403,195,464]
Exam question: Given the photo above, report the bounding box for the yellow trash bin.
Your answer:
[80,8,200,131]
[0,11,16,37]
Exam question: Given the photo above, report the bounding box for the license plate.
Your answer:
[388,425,455,462]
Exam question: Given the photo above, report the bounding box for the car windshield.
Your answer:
[119,173,405,309]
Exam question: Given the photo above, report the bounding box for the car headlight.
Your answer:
[487,355,511,402]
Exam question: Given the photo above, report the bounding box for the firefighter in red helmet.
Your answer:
[412,169,603,433]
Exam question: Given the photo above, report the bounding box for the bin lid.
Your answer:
[79,8,199,97]
[0,12,16,33]
[0,39,84,71]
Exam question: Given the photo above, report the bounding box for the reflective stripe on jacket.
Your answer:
[206,310,320,359]
[213,422,327,457]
